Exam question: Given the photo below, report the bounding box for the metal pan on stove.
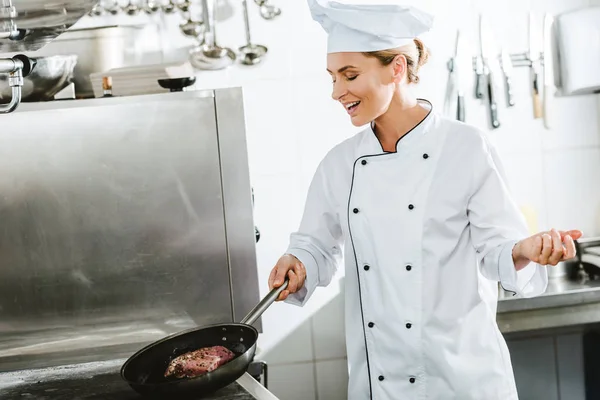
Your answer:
[121,279,289,398]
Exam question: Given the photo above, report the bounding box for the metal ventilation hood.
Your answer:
[0,0,98,53]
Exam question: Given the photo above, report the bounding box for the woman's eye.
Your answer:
[347,75,358,81]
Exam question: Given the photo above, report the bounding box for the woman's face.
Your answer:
[327,52,403,127]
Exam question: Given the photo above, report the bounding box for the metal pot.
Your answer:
[0,54,77,103]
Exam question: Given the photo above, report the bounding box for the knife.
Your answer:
[529,12,543,119]
[454,30,467,122]
[474,24,485,100]
[543,14,555,129]
[480,15,500,129]
[500,48,515,107]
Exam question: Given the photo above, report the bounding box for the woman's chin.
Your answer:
[349,114,370,127]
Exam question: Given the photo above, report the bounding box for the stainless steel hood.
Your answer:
[0,0,98,53]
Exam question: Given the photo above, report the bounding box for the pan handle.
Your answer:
[240,279,289,325]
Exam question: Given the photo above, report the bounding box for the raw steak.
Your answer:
[164,345,236,379]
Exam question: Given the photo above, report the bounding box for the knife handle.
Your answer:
[532,74,543,119]
[505,76,515,107]
[457,94,465,122]
[475,73,484,99]
[487,76,500,129]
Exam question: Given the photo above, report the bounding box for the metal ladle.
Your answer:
[189,0,236,70]
[103,0,121,15]
[162,0,176,13]
[254,0,280,20]
[179,10,204,39]
[238,0,267,65]
[144,0,160,14]
[123,0,140,15]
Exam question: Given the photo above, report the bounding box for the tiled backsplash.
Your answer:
[82,0,600,397]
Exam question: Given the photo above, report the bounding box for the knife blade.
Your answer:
[480,15,500,129]
[455,30,467,122]
[529,12,543,119]
[501,48,515,107]
[543,14,555,129]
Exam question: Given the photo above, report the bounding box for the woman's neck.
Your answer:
[372,91,429,152]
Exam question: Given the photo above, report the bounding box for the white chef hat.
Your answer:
[307,0,434,53]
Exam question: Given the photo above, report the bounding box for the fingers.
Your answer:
[559,229,583,241]
[268,267,278,291]
[538,233,553,265]
[562,234,576,260]
[292,262,307,291]
[547,229,564,265]
[269,255,307,302]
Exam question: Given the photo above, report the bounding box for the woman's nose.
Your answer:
[331,80,346,101]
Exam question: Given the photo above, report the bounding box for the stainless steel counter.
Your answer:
[497,276,600,333]
[0,359,280,400]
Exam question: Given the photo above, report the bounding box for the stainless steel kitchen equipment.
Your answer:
[0,86,262,374]
[0,0,97,53]
[0,0,97,112]
[121,280,288,397]
[28,25,146,99]
[0,54,77,102]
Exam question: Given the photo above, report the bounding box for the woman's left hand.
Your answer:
[512,228,583,271]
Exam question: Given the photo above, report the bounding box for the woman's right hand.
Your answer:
[268,254,307,301]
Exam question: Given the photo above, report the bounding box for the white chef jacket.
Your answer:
[284,100,548,400]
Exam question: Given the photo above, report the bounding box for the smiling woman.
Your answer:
[267,1,582,400]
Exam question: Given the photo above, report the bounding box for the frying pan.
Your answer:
[121,279,289,398]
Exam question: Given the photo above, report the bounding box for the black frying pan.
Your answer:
[120,279,289,398]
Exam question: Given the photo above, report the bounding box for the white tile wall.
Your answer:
[80,0,600,397]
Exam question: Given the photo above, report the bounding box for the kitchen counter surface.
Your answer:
[0,359,279,400]
[497,275,600,333]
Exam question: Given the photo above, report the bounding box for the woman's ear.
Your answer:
[391,54,407,83]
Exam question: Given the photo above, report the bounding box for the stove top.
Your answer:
[0,359,259,400]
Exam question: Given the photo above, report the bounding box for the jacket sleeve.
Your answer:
[467,135,548,298]
[284,157,344,307]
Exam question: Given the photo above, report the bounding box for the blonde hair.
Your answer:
[362,38,430,84]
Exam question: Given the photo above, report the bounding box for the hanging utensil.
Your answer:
[179,8,204,40]
[529,12,543,119]
[121,279,289,397]
[144,0,161,14]
[189,0,236,70]
[162,0,177,13]
[543,13,555,130]
[254,0,281,20]
[500,48,515,107]
[444,30,467,122]
[474,24,485,100]
[123,0,140,15]
[238,0,268,65]
[480,14,500,129]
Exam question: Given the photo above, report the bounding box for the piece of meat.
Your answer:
[164,345,236,379]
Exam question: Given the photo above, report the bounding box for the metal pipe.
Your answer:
[0,84,21,113]
[0,56,26,114]
[0,57,21,74]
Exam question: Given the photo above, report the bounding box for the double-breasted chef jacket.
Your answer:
[284,100,548,400]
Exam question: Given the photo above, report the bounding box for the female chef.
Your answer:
[268,1,583,399]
